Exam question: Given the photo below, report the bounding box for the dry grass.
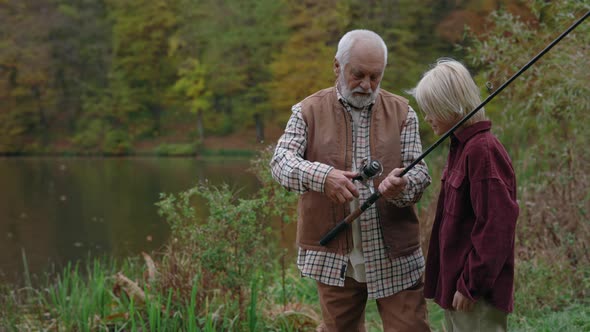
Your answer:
[517,155,589,263]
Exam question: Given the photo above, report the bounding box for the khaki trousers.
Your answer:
[316,277,431,332]
[444,300,507,332]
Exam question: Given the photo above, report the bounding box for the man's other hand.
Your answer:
[378,168,407,199]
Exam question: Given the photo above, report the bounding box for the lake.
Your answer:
[0,156,295,283]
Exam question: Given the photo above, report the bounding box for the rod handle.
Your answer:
[319,221,348,246]
[318,192,382,246]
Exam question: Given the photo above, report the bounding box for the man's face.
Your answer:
[335,43,385,108]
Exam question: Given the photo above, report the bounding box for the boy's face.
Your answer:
[424,114,455,136]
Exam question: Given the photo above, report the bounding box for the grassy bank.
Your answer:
[0,257,587,331]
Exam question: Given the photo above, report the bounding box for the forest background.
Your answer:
[0,0,556,156]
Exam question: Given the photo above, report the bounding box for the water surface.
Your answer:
[0,156,266,282]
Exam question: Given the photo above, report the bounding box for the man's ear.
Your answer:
[333,58,340,77]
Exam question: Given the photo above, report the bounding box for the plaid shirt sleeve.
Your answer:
[388,106,432,207]
[270,103,333,194]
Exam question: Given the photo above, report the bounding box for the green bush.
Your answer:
[102,130,132,155]
[154,142,200,156]
[72,119,104,150]
[155,182,278,329]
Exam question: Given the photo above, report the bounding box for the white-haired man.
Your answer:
[271,29,432,331]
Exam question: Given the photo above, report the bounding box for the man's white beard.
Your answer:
[338,73,380,108]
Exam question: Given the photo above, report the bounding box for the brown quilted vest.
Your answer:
[298,87,420,259]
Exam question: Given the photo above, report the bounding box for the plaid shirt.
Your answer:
[271,89,431,299]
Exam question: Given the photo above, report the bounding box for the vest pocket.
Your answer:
[377,201,420,259]
[297,191,347,249]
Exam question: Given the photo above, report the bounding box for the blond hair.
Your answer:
[410,58,486,127]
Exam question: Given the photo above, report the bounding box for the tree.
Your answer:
[465,0,589,159]
[342,0,451,93]
[0,0,60,152]
[106,0,179,137]
[172,58,210,141]
[174,0,288,140]
[268,0,349,125]
[228,0,288,142]
[51,0,111,138]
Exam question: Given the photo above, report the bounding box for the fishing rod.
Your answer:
[319,9,590,246]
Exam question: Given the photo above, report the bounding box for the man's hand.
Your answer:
[452,290,475,312]
[378,168,407,199]
[324,169,359,204]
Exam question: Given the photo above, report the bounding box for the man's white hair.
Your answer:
[411,58,486,127]
[335,29,388,67]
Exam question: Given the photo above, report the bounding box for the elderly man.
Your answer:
[270,29,431,331]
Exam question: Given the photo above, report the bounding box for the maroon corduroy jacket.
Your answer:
[424,120,519,313]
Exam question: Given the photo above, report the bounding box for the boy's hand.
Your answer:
[452,290,475,312]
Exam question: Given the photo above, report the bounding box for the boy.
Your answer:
[411,58,519,331]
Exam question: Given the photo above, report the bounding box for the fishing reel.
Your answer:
[352,159,383,183]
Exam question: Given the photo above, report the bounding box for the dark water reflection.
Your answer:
[0,157,276,282]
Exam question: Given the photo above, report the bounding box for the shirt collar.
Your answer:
[452,120,492,144]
